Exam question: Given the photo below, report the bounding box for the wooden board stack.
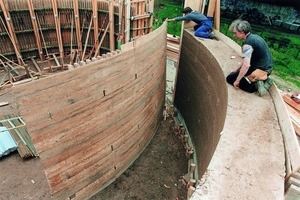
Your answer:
[282,93,300,199]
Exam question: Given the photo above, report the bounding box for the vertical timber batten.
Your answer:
[73,0,82,59]
[26,0,45,61]
[0,0,155,64]
[0,0,24,65]
[109,0,115,51]
[51,0,64,68]
[92,0,99,48]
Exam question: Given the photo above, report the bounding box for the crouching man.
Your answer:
[226,19,274,96]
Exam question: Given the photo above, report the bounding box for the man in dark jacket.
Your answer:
[226,19,274,96]
[167,7,218,40]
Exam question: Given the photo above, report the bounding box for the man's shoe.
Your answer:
[264,77,274,90]
[256,80,267,97]
[210,33,219,41]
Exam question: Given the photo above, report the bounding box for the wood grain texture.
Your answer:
[12,22,167,199]
[174,29,228,179]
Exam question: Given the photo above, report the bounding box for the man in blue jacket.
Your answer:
[167,7,218,40]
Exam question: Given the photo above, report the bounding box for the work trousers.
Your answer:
[194,18,212,38]
[226,69,257,93]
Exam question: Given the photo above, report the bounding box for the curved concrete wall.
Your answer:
[174,30,228,177]
[12,23,167,199]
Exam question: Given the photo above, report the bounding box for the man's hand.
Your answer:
[233,80,240,89]
[166,18,175,22]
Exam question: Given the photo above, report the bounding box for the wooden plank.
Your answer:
[94,21,110,56]
[292,172,300,179]
[285,103,300,136]
[0,0,24,65]
[109,0,115,51]
[26,0,45,61]
[291,119,300,137]
[283,95,300,113]
[286,103,300,124]
[214,0,220,31]
[51,0,64,69]
[207,0,216,17]
[92,0,98,47]
[184,0,202,12]
[73,0,83,58]
[125,0,130,43]
[30,57,42,74]
[285,184,300,200]
[0,102,9,107]
[12,23,167,199]
[269,84,300,174]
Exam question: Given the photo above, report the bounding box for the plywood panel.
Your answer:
[12,22,167,199]
[174,29,227,177]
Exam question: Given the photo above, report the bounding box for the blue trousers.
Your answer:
[194,18,212,38]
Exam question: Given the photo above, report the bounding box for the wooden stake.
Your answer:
[0,0,24,66]
[190,163,196,173]
[51,0,64,70]
[26,0,45,61]
[73,0,83,58]
[30,57,42,74]
[109,0,115,51]
[94,21,110,57]
[0,16,24,66]
[70,13,74,64]
[82,17,93,61]
[36,14,49,57]
[188,186,196,196]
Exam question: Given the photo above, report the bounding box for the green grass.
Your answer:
[153,3,183,36]
[154,3,300,91]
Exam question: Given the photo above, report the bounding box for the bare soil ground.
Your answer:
[0,86,188,199]
[90,117,188,200]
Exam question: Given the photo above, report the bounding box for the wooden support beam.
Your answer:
[201,0,205,13]
[70,14,74,64]
[125,0,130,42]
[214,0,220,31]
[30,57,42,74]
[26,0,45,61]
[109,0,115,51]
[283,95,300,113]
[51,0,64,70]
[147,0,154,33]
[94,21,110,57]
[73,0,83,59]
[51,54,61,67]
[207,0,216,18]
[0,0,24,66]
[92,0,98,48]
[82,17,93,60]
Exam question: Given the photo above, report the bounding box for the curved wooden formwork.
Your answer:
[176,29,286,199]
[0,0,153,64]
[174,30,228,178]
[11,22,167,199]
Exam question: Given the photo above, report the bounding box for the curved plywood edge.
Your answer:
[12,23,167,199]
[174,30,228,178]
[180,30,285,199]
[269,84,300,174]
[217,28,300,174]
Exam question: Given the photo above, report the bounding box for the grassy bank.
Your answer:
[154,2,300,91]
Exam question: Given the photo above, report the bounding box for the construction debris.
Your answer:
[282,93,300,199]
[0,116,38,159]
[0,126,17,158]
